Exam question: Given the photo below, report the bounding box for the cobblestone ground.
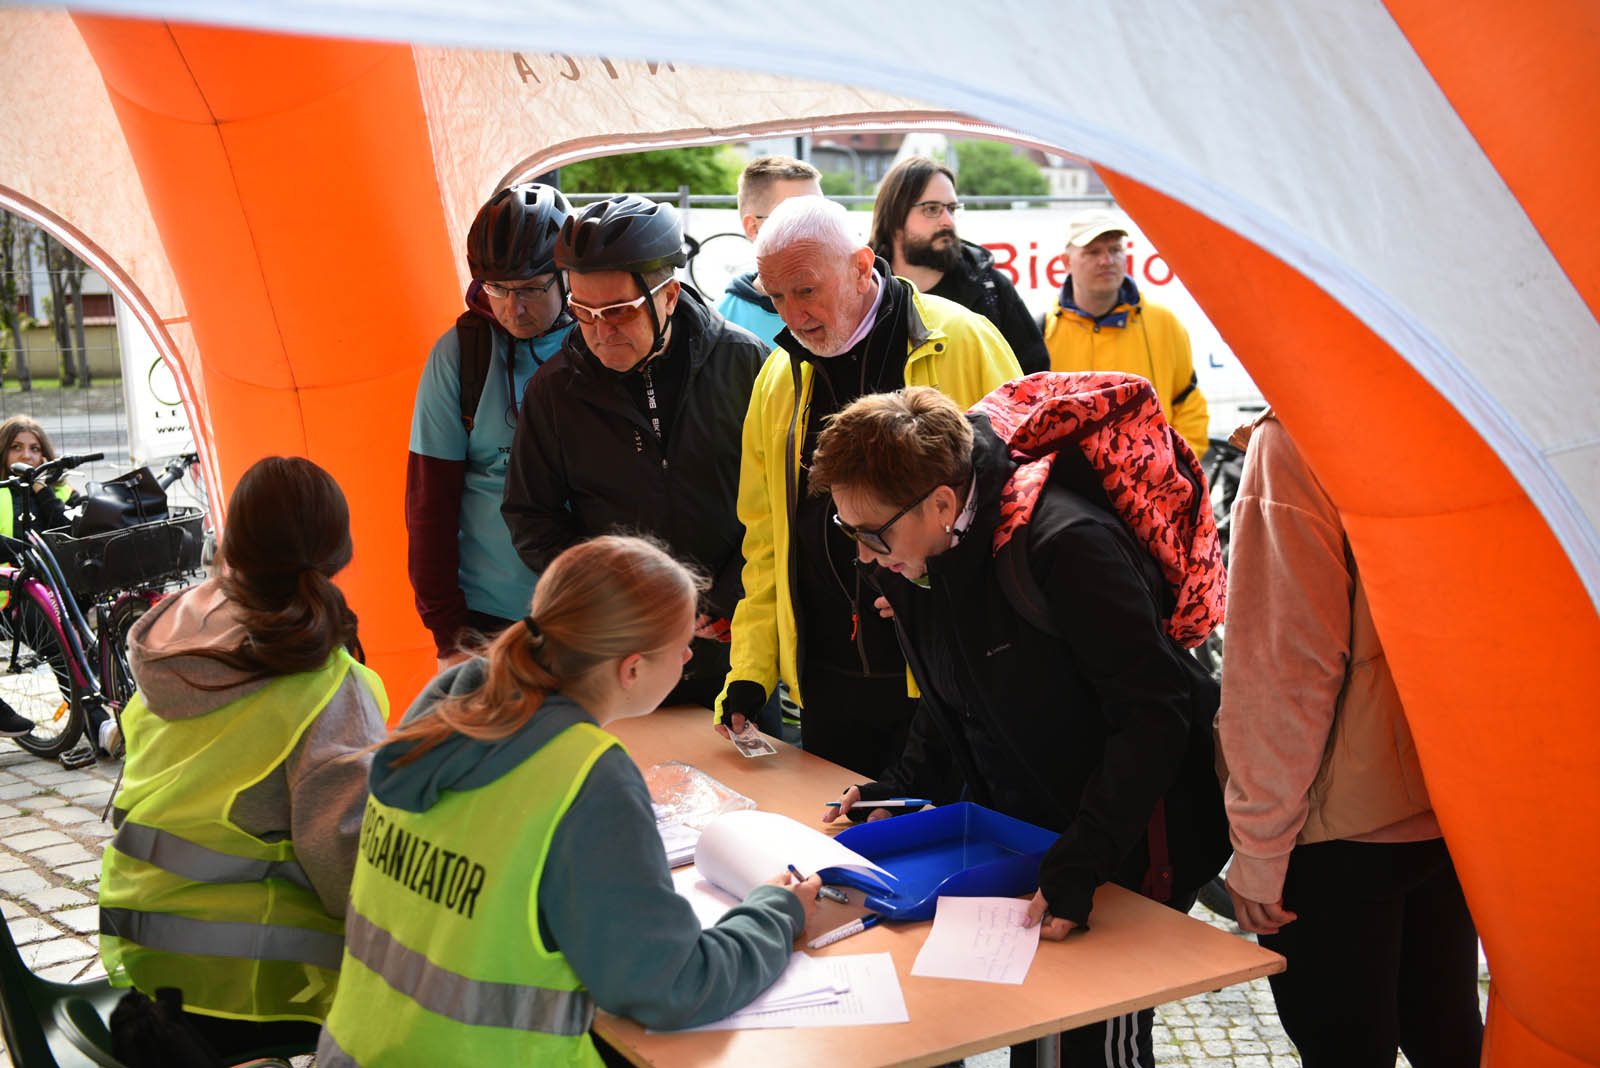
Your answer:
[0,743,1488,1067]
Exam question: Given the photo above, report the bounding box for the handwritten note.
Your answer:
[910,896,1042,985]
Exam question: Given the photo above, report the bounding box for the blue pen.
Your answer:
[787,864,807,882]
[824,798,931,809]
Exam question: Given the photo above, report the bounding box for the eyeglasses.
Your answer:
[909,200,962,220]
[568,278,675,326]
[481,277,560,302]
[832,485,937,556]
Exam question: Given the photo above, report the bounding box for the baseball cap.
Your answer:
[1063,208,1129,248]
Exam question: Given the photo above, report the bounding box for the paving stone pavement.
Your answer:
[0,743,1488,1067]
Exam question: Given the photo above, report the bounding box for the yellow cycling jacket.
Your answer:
[717,283,1023,717]
[1043,285,1210,459]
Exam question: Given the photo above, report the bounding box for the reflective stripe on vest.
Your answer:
[99,907,345,971]
[113,820,316,893]
[315,1029,360,1068]
[343,906,594,1036]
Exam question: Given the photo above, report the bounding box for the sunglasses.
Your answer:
[832,485,937,556]
[568,278,674,326]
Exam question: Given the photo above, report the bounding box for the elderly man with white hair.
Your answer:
[713,195,1021,778]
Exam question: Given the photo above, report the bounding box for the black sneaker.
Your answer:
[0,701,32,738]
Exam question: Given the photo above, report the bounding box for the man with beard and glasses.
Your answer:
[502,195,767,710]
[1044,207,1210,458]
[712,194,1020,778]
[869,155,1048,374]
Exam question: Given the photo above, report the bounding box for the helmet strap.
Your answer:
[627,270,671,372]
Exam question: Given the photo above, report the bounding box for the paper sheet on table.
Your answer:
[673,953,909,1031]
[672,866,740,929]
[693,810,895,899]
[910,896,1042,984]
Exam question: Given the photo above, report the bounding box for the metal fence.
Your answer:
[565,188,1113,210]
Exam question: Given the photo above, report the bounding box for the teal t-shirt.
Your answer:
[408,320,572,622]
[716,291,786,351]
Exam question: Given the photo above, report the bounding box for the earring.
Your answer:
[943,524,953,534]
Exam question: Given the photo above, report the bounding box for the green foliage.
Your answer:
[559,146,742,196]
[953,141,1049,206]
[818,169,857,197]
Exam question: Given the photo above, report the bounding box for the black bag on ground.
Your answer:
[109,987,224,1068]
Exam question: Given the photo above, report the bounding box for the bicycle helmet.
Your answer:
[555,194,688,276]
[556,195,689,367]
[466,183,571,282]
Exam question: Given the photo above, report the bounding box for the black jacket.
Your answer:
[502,284,765,631]
[862,416,1228,926]
[927,240,1049,374]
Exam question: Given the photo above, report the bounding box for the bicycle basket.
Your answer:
[39,507,206,599]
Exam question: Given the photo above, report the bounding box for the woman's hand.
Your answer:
[1226,886,1298,935]
[1021,889,1078,941]
[766,869,823,928]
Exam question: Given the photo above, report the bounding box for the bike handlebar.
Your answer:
[156,452,200,491]
[3,453,104,489]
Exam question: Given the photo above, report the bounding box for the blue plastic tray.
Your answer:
[823,802,1057,921]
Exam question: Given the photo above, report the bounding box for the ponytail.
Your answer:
[387,535,701,764]
[147,456,361,686]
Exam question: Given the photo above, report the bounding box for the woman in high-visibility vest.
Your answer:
[318,535,821,1068]
[98,456,389,1061]
[0,414,76,740]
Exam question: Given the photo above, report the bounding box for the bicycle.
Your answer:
[1190,434,1244,679]
[0,452,206,762]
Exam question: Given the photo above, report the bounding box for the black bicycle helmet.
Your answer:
[466,183,571,282]
[556,195,689,368]
[555,195,688,276]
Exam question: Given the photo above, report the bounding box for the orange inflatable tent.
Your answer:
[1,3,1596,1064]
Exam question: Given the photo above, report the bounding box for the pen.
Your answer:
[808,914,881,949]
[824,798,931,809]
[787,864,806,883]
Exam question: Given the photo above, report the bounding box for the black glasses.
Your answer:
[481,277,560,301]
[568,278,674,326]
[909,200,962,220]
[832,486,937,555]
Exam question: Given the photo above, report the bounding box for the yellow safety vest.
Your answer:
[319,720,618,1068]
[0,483,72,609]
[98,648,387,1024]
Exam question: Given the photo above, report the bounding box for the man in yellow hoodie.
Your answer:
[1043,208,1210,458]
[714,195,1021,778]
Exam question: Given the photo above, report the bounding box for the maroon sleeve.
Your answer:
[405,450,469,657]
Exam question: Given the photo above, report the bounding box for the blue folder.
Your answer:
[821,802,1058,921]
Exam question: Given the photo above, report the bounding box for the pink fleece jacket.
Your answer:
[1218,414,1438,905]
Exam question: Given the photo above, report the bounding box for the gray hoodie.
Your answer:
[126,577,388,917]
[373,661,806,1030]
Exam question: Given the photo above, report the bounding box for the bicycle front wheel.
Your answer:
[0,599,86,758]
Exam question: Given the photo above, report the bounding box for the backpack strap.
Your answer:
[1172,369,1200,406]
[994,531,1061,639]
[454,310,494,432]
